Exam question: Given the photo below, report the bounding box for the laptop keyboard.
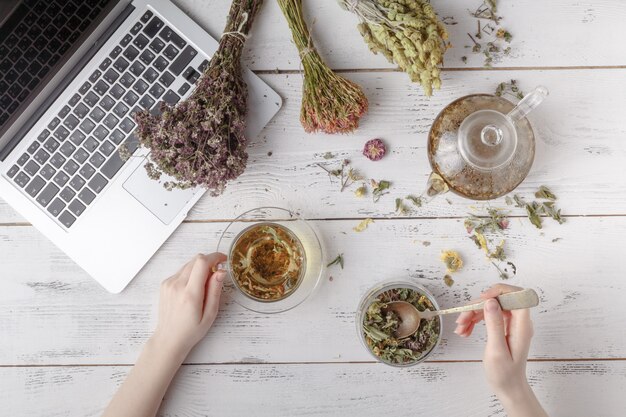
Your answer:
[0,0,109,129]
[5,10,209,229]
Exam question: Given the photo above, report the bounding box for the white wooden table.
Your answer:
[2,1,626,415]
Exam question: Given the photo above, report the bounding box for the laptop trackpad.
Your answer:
[122,157,202,225]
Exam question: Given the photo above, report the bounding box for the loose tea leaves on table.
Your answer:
[363,138,387,161]
[363,287,440,364]
[441,250,463,273]
[231,223,305,301]
[354,218,374,232]
[133,0,263,194]
[327,253,345,269]
[279,0,368,133]
[339,0,449,96]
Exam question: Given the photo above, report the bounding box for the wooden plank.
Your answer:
[1,217,625,365]
[174,0,626,70]
[1,361,625,417]
[1,69,626,224]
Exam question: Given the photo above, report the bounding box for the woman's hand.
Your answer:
[152,252,227,359]
[454,284,543,413]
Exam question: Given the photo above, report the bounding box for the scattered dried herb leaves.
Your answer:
[327,253,344,269]
[354,218,374,232]
[441,250,463,273]
[443,274,455,287]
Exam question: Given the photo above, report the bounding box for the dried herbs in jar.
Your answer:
[362,287,440,365]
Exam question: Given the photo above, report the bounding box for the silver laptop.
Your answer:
[0,0,282,292]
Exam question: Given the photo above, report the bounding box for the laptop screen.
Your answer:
[0,0,114,143]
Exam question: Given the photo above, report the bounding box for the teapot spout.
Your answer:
[506,86,549,124]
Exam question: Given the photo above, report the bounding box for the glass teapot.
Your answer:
[427,86,549,200]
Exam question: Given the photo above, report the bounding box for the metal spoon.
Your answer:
[383,288,540,339]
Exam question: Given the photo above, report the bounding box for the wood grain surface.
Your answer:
[2,0,626,416]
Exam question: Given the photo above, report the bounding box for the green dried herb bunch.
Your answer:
[133,0,263,194]
[363,287,440,364]
[339,0,449,96]
[278,0,368,134]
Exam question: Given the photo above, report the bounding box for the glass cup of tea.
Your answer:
[216,207,325,313]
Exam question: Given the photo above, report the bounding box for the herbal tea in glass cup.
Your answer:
[216,207,325,314]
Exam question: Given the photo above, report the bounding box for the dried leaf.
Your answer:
[535,185,557,200]
[443,274,455,287]
[406,195,423,207]
[395,198,409,214]
[327,253,344,269]
[371,180,391,203]
[354,184,367,198]
[353,218,374,232]
[323,152,335,160]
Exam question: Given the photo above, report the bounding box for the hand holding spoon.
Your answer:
[383,288,539,339]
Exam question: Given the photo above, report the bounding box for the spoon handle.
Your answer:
[422,288,540,319]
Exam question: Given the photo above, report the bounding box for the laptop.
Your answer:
[0,0,282,292]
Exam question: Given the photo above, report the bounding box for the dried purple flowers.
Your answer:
[133,0,263,194]
[363,138,386,161]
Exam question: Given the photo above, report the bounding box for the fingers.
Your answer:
[480,283,523,299]
[187,253,227,297]
[484,299,512,359]
[201,270,226,324]
[455,310,483,337]
[507,308,534,361]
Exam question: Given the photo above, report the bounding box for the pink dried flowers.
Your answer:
[278,0,368,134]
[133,0,263,195]
[362,138,386,161]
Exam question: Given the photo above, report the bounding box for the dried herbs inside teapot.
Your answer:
[363,287,440,364]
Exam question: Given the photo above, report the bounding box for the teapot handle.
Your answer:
[507,86,549,124]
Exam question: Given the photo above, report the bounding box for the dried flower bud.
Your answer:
[362,138,386,161]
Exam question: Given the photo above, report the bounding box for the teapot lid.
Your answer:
[428,94,535,200]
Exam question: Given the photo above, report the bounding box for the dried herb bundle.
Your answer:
[339,0,449,96]
[363,287,440,364]
[134,0,263,194]
[279,0,368,133]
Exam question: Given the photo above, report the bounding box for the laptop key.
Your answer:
[113,57,129,73]
[69,131,86,146]
[93,80,109,96]
[60,187,76,203]
[25,176,46,197]
[37,130,50,142]
[73,148,89,164]
[68,199,86,217]
[143,16,163,37]
[140,10,153,24]
[49,153,66,169]
[163,44,178,60]
[84,92,99,107]
[90,107,106,123]
[64,114,80,130]
[99,141,116,156]
[24,160,40,176]
[53,171,70,187]
[119,72,136,88]
[78,188,96,205]
[99,58,112,71]
[14,172,30,188]
[44,137,60,153]
[133,34,149,50]
[89,152,105,168]
[101,136,139,179]
[47,198,66,217]
[93,125,109,141]
[139,50,155,66]
[83,137,99,152]
[17,153,30,166]
[153,56,168,71]
[70,175,86,191]
[74,103,89,119]
[58,105,71,119]
[120,34,132,47]
[198,59,209,73]
[178,83,191,96]
[59,211,76,228]
[130,22,143,35]
[149,38,165,54]
[27,142,40,154]
[63,160,80,176]
[48,117,61,130]
[113,102,129,118]
[163,90,180,106]
[59,142,76,158]
[89,70,101,83]
[7,165,19,178]
[119,117,136,134]
[142,67,159,83]
[89,173,108,194]
[169,46,197,76]
[149,83,165,99]
[33,149,50,165]
[40,164,56,180]
[36,183,59,207]
[79,163,96,180]
[123,45,139,61]
[68,93,81,107]
[129,61,145,77]
[99,95,115,111]
[110,84,125,100]
[123,91,139,106]
[158,71,174,87]
[160,26,186,49]
[103,114,120,130]
[139,94,155,110]
[79,119,96,134]
[109,129,125,145]
[79,81,91,94]
[53,126,69,141]
[109,46,122,59]
[103,68,119,84]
